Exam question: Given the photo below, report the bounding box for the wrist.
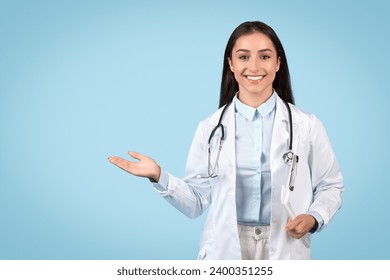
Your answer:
[150,165,161,183]
[309,215,319,233]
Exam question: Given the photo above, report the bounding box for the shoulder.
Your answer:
[190,105,227,142]
[288,103,330,144]
[289,103,324,129]
[275,93,317,126]
[199,103,233,127]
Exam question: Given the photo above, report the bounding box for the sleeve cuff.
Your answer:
[150,168,169,193]
[307,211,324,233]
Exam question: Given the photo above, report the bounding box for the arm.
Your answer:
[108,122,212,219]
[286,116,343,238]
[154,122,212,218]
[307,116,344,229]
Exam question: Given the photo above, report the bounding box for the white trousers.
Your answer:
[237,224,270,260]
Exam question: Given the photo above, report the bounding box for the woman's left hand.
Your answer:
[285,214,316,239]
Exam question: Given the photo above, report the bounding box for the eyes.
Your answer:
[238,54,271,61]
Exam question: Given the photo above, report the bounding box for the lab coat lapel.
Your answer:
[221,103,236,168]
[206,102,236,175]
[271,96,290,156]
[206,102,240,259]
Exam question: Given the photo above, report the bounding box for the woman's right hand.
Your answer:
[108,151,161,182]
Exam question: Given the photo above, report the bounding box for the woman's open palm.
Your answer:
[108,151,161,182]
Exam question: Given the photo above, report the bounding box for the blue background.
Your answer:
[1,0,389,259]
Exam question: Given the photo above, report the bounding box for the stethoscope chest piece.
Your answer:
[281,99,298,165]
[283,151,297,164]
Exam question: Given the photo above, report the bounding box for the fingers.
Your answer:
[128,151,143,160]
[107,155,125,166]
[286,223,305,239]
[285,217,301,231]
[285,215,315,239]
[108,151,144,164]
[108,151,157,179]
[108,155,136,174]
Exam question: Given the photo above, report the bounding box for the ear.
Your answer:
[228,57,234,72]
[276,56,281,72]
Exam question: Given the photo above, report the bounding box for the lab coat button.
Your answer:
[255,228,261,235]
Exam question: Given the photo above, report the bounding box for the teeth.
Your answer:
[247,76,263,81]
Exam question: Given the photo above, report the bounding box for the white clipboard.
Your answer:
[281,153,310,248]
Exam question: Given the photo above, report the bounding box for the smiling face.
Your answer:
[228,32,280,107]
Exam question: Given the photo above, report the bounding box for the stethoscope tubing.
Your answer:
[208,99,293,151]
[205,97,295,178]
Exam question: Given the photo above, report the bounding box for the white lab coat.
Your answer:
[156,95,344,260]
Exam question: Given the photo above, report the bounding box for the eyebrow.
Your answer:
[235,48,273,53]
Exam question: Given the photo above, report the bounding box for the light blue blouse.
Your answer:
[234,92,276,226]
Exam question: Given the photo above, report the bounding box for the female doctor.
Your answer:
[108,21,344,260]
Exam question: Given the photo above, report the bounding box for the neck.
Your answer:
[238,90,273,108]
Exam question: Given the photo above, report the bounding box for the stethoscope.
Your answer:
[202,99,296,179]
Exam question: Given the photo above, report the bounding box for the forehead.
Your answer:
[233,32,276,51]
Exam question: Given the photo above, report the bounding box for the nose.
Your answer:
[249,57,260,73]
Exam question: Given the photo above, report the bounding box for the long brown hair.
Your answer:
[219,21,294,108]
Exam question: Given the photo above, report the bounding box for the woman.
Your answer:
[108,21,344,260]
